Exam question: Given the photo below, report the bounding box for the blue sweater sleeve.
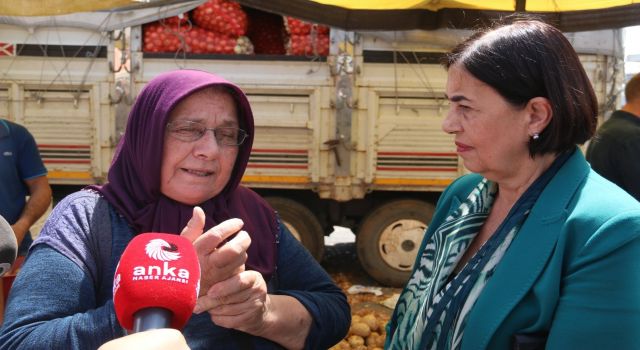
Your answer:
[0,245,124,350]
[271,223,351,349]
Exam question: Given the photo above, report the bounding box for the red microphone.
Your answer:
[113,233,200,333]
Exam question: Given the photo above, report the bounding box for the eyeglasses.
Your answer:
[166,120,248,146]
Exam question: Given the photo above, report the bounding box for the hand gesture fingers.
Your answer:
[197,225,251,296]
[180,206,206,243]
[195,269,265,311]
[193,218,245,255]
[204,230,250,271]
[195,270,269,333]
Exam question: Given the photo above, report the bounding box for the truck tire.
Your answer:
[357,199,435,287]
[265,197,325,261]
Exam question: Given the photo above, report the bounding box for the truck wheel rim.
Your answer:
[378,219,425,271]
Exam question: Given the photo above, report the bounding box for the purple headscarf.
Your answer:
[90,69,277,279]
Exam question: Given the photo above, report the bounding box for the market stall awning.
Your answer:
[0,0,195,17]
[0,0,205,31]
[2,0,640,31]
[235,0,640,32]
[0,0,133,16]
[302,0,639,12]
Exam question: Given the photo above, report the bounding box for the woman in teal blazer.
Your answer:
[386,19,640,350]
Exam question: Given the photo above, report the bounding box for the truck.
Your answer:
[0,4,624,286]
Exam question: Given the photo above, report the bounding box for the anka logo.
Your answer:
[132,238,191,284]
[145,238,181,262]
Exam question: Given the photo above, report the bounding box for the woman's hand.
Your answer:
[196,270,312,350]
[193,270,269,334]
[181,207,312,349]
[180,207,251,297]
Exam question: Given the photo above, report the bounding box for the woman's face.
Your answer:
[442,64,532,180]
[160,88,240,205]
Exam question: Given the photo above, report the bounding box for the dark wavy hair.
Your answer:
[443,19,598,156]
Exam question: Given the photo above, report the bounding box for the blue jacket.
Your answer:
[394,149,640,349]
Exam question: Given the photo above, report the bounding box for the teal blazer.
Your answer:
[391,149,640,349]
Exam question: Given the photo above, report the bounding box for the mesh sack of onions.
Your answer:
[143,22,253,55]
[284,16,329,35]
[286,33,330,56]
[192,0,248,37]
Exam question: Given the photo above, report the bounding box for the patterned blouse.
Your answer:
[387,179,520,349]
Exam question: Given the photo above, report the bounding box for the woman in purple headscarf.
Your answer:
[0,70,350,349]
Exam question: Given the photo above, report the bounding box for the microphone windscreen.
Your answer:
[0,215,18,277]
[113,233,200,330]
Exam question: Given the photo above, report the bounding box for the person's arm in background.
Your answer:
[10,122,52,246]
[11,175,51,245]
